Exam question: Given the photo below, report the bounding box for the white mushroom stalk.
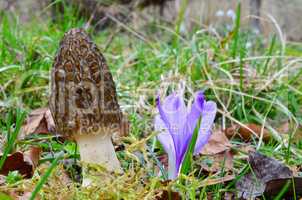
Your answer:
[74,131,122,186]
[74,133,121,172]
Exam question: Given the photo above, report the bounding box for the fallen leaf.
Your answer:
[265,177,302,197]
[155,189,181,200]
[0,151,34,178]
[155,180,181,200]
[225,123,271,142]
[236,173,265,198]
[20,107,55,138]
[249,152,292,182]
[201,130,232,155]
[24,146,41,168]
[236,151,293,199]
[198,150,233,173]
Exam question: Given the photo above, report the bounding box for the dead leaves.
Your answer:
[0,152,34,178]
[201,130,232,155]
[21,107,55,138]
[198,150,233,173]
[155,181,181,200]
[224,122,302,144]
[265,177,302,197]
[0,108,50,181]
[236,151,300,199]
[198,130,233,173]
[25,147,41,168]
[225,123,271,142]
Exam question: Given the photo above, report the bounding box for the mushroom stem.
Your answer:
[74,133,121,185]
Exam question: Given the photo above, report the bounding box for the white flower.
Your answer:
[226,9,236,21]
[246,42,252,49]
[215,10,225,17]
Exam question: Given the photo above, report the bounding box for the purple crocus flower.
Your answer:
[154,91,217,179]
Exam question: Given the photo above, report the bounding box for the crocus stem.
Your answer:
[168,153,177,180]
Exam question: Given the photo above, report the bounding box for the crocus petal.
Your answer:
[185,91,205,134]
[158,93,187,135]
[154,115,175,156]
[194,101,217,155]
[171,91,205,173]
[156,94,187,177]
[155,116,177,179]
[156,92,217,179]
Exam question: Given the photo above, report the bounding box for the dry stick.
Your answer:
[83,9,96,31]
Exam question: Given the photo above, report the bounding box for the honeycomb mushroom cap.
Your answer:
[49,28,122,138]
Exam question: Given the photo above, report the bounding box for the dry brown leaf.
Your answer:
[201,130,232,155]
[236,151,293,199]
[199,150,233,173]
[155,180,181,200]
[21,107,55,138]
[265,177,302,197]
[0,152,33,178]
[225,123,271,142]
[155,189,181,200]
[24,147,41,168]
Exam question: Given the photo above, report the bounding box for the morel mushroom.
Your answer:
[49,28,123,185]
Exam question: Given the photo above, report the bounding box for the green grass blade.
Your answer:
[273,179,291,200]
[147,145,168,180]
[173,0,189,46]
[239,35,247,91]
[180,120,200,175]
[231,2,241,59]
[263,35,276,74]
[0,109,26,170]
